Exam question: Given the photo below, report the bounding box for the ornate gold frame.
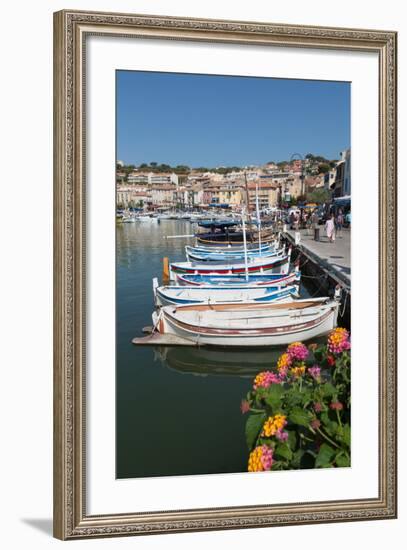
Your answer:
[53,9,397,540]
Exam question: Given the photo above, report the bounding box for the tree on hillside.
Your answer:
[174,165,190,173]
[318,163,330,174]
[306,188,331,204]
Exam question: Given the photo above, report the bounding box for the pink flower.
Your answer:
[314,402,323,413]
[260,445,274,470]
[308,365,321,380]
[276,430,289,442]
[240,399,250,414]
[287,342,309,361]
[327,328,351,354]
[311,419,321,430]
[276,353,292,378]
[253,371,281,390]
[330,401,344,411]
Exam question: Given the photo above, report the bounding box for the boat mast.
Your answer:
[244,171,253,241]
[255,182,262,255]
[242,206,249,281]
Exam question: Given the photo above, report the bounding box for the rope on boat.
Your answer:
[310,275,329,298]
[339,288,349,318]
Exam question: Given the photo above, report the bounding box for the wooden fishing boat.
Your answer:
[191,241,277,254]
[174,269,300,288]
[195,220,275,245]
[196,229,275,246]
[154,283,298,307]
[169,250,290,280]
[152,298,339,347]
[185,244,283,263]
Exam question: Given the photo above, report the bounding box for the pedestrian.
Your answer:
[305,210,313,236]
[294,212,300,231]
[336,209,344,237]
[311,209,319,228]
[325,213,336,243]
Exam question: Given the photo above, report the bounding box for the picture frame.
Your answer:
[53,9,397,540]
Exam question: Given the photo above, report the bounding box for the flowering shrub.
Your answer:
[242,328,351,471]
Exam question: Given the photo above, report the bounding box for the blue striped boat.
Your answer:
[154,283,298,307]
[175,268,300,288]
[185,244,283,263]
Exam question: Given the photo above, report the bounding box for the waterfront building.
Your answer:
[127,171,150,185]
[324,169,337,191]
[331,149,351,198]
[150,185,177,207]
[208,183,243,208]
[304,175,325,194]
[116,185,150,207]
[247,181,279,210]
[127,171,179,186]
[149,172,179,186]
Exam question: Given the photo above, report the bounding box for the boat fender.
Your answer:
[334,285,342,302]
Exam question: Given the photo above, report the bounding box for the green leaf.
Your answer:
[342,424,351,447]
[324,420,339,437]
[315,443,336,468]
[335,453,350,467]
[289,407,312,427]
[320,383,337,397]
[300,389,313,407]
[245,413,266,450]
[264,384,284,409]
[320,412,339,436]
[275,443,292,461]
[291,449,305,468]
[287,430,297,451]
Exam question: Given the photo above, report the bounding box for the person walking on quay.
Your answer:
[325,213,336,243]
[336,209,344,238]
[311,209,319,228]
[305,211,312,236]
[310,209,318,238]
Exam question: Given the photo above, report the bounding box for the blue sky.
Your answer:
[117,71,350,167]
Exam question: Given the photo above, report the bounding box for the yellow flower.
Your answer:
[290,362,306,378]
[248,445,273,472]
[277,352,292,373]
[262,414,287,437]
[248,446,264,472]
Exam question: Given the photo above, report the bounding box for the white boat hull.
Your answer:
[154,299,339,347]
[155,284,297,307]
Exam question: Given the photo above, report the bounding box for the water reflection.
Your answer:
[154,346,284,378]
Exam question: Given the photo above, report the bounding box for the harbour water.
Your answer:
[116,220,317,479]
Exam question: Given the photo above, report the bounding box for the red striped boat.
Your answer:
[169,251,290,280]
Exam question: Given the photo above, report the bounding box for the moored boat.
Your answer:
[191,241,276,254]
[154,282,298,307]
[185,244,281,262]
[174,269,300,288]
[136,214,157,222]
[152,298,339,347]
[169,250,290,280]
